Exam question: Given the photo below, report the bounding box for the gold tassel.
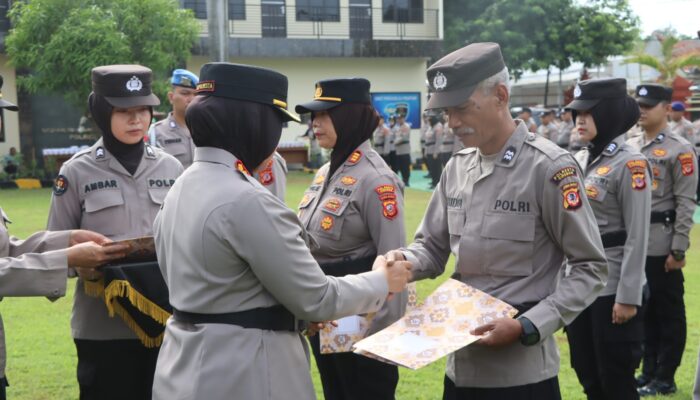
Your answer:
[82,279,105,298]
[103,280,172,325]
[109,301,165,348]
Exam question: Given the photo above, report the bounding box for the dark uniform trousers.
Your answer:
[442,375,561,400]
[309,335,398,400]
[426,155,442,187]
[642,255,686,381]
[567,294,645,400]
[439,152,452,168]
[395,154,411,186]
[75,339,160,400]
[387,151,398,174]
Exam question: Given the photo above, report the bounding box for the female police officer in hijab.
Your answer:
[295,78,406,400]
[151,63,411,400]
[564,78,651,399]
[47,65,184,400]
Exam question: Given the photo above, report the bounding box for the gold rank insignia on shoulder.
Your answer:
[313,175,325,184]
[236,160,250,176]
[678,153,695,176]
[320,215,334,230]
[340,176,357,186]
[348,150,362,164]
[562,182,582,210]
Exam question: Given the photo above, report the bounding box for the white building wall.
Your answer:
[0,55,21,157]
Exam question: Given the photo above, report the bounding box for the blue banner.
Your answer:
[371,92,422,129]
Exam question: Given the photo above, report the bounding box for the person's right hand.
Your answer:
[67,241,129,269]
[373,254,411,294]
[304,321,338,337]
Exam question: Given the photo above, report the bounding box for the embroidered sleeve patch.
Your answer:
[53,174,68,196]
[382,199,399,220]
[375,184,396,196]
[258,160,274,185]
[562,182,582,210]
[626,159,647,190]
[551,166,577,184]
[678,153,695,176]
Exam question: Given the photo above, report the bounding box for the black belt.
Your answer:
[442,141,454,145]
[172,305,297,331]
[425,141,435,146]
[650,210,676,224]
[319,254,376,278]
[601,230,627,248]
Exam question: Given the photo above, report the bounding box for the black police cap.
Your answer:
[635,83,672,106]
[196,62,299,123]
[295,78,371,114]
[426,42,506,109]
[0,75,18,111]
[566,78,627,111]
[92,65,160,108]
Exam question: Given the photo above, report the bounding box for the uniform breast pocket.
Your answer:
[314,199,351,241]
[165,142,188,156]
[81,190,127,237]
[447,209,465,237]
[480,212,535,276]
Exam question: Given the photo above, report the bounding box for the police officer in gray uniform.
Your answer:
[438,117,455,167]
[387,42,608,400]
[149,69,198,168]
[151,62,411,400]
[295,78,406,400]
[627,84,698,397]
[47,65,184,400]
[394,113,411,186]
[565,78,651,400]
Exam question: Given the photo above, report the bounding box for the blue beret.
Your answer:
[171,69,199,89]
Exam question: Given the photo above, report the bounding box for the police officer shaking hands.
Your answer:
[386,42,608,400]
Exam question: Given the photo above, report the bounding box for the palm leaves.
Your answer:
[626,35,700,85]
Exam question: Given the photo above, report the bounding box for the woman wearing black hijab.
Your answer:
[295,78,407,400]
[564,78,651,400]
[151,64,410,400]
[46,65,184,400]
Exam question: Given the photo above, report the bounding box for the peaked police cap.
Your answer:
[91,64,160,108]
[566,78,627,111]
[295,78,371,113]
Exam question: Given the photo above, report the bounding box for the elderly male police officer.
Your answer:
[149,69,198,168]
[387,42,608,400]
[627,84,698,396]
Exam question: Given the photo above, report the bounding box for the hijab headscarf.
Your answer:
[324,103,379,178]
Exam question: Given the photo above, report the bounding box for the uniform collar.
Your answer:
[92,137,156,162]
[193,147,236,168]
[167,112,184,130]
[495,121,528,168]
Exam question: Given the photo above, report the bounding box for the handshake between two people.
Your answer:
[66,230,130,281]
[305,250,412,337]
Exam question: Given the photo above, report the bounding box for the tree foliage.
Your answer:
[6,0,200,108]
[626,35,700,85]
[444,0,639,79]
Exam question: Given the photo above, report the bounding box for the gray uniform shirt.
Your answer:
[254,151,287,201]
[424,123,442,156]
[298,140,406,334]
[670,117,696,145]
[627,131,698,255]
[394,122,411,155]
[0,208,69,377]
[439,125,455,154]
[537,122,557,141]
[151,147,388,400]
[574,136,650,305]
[47,138,184,340]
[402,122,607,388]
[150,112,195,168]
[373,126,386,154]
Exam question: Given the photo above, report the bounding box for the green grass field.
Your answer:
[1,170,699,399]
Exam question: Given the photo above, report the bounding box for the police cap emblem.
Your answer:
[573,84,582,98]
[638,86,648,96]
[433,71,447,91]
[126,76,143,92]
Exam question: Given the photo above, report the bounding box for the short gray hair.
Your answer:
[477,67,511,95]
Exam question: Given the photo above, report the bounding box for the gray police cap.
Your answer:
[426,42,506,110]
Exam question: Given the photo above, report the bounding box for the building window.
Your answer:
[296,0,340,22]
[382,0,422,23]
[183,0,245,20]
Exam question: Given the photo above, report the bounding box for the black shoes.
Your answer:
[638,379,677,396]
[635,373,652,388]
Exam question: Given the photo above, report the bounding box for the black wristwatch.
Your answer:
[517,316,540,346]
[671,250,685,261]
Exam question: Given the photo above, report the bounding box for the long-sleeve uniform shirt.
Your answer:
[47,138,183,340]
[627,131,698,255]
[0,207,70,378]
[574,136,651,306]
[394,122,411,155]
[402,122,608,388]
[149,112,195,168]
[151,147,388,400]
[298,140,406,335]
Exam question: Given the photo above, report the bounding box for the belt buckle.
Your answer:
[662,220,673,234]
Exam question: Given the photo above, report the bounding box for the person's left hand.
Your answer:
[304,321,338,337]
[471,318,522,347]
[664,254,685,272]
[612,303,637,324]
[70,230,112,246]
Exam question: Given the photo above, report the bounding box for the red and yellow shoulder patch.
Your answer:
[258,160,274,186]
[595,166,611,176]
[678,153,695,176]
[562,182,582,210]
[375,184,396,196]
[347,150,362,164]
[320,215,334,231]
[626,159,647,190]
[340,176,357,186]
[236,160,250,176]
[550,166,577,184]
[382,198,399,220]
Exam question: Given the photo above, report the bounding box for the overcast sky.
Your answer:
[627,0,698,38]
